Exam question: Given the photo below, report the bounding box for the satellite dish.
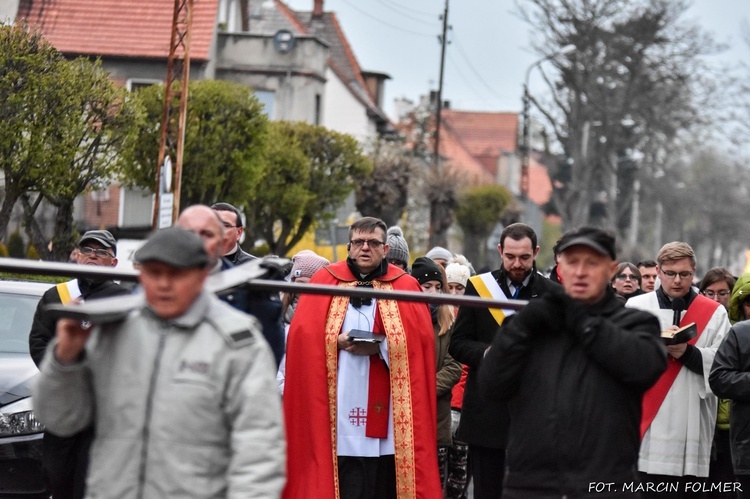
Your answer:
[162,156,173,193]
[273,30,295,54]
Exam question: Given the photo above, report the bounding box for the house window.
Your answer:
[254,90,276,119]
[127,78,162,92]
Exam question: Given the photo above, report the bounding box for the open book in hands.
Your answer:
[661,322,697,345]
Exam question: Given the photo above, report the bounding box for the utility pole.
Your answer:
[520,84,531,199]
[428,0,450,248]
[152,0,194,229]
[432,0,449,175]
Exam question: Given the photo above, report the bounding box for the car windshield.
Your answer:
[0,293,38,354]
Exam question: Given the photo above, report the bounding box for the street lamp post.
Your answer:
[520,44,576,201]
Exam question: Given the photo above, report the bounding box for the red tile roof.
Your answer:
[438,127,495,186]
[17,0,219,60]
[441,110,518,176]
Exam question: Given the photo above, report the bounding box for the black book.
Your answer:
[661,322,697,345]
[347,329,386,344]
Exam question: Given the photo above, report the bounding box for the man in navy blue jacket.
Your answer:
[177,205,284,367]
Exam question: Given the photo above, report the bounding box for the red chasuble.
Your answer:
[282,261,441,499]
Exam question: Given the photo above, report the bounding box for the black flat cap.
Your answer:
[78,230,117,255]
[556,227,617,260]
[135,227,209,269]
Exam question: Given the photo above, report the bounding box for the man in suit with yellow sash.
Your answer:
[28,229,129,499]
[448,223,559,499]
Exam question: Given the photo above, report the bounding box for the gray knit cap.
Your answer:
[386,226,410,265]
[425,246,452,263]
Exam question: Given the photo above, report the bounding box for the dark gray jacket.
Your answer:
[710,320,750,475]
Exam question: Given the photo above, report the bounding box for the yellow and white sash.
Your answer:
[468,272,517,326]
[56,279,82,305]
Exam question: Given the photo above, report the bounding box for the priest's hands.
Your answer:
[667,342,688,359]
[338,332,380,356]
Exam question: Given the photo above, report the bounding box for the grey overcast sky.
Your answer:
[284,0,750,120]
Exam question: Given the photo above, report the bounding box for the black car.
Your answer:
[0,280,53,498]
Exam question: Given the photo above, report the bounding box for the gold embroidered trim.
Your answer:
[373,281,417,499]
[324,282,355,498]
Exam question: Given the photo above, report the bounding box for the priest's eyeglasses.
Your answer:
[350,239,385,249]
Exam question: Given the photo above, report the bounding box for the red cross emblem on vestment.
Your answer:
[349,407,367,427]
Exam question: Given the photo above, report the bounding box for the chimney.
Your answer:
[312,0,324,18]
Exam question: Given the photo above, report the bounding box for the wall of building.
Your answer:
[98,59,210,88]
[0,0,19,22]
[496,152,521,196]
[81,186,120,229]
[322,67,374,141]
[215,33,328,123]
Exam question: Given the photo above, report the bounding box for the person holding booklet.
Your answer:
[448,223,559,499]
[627,242,731,497]
[282,217,441,499]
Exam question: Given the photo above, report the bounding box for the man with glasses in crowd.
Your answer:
[211,202,255,264]
[28,230,130,499]
[283,216,442,499]
[627,242,730,497]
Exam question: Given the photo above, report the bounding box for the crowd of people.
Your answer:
[26,207,750,499]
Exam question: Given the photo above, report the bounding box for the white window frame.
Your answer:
[126,78,163,92]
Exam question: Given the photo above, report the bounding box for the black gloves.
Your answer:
[507,286,595,340]
[511,293,560,335]
[536,286,593,338]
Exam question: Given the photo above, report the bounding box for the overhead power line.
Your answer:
[451,33,511,101]
[446,51,505,107]
[340,0,435,38]
[375,0,437,20]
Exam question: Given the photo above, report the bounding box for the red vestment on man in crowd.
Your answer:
[282,260,441,499]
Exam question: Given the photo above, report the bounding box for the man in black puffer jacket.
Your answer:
[479,227,667,498]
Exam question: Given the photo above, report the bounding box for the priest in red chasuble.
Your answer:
[283,217,441,499]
